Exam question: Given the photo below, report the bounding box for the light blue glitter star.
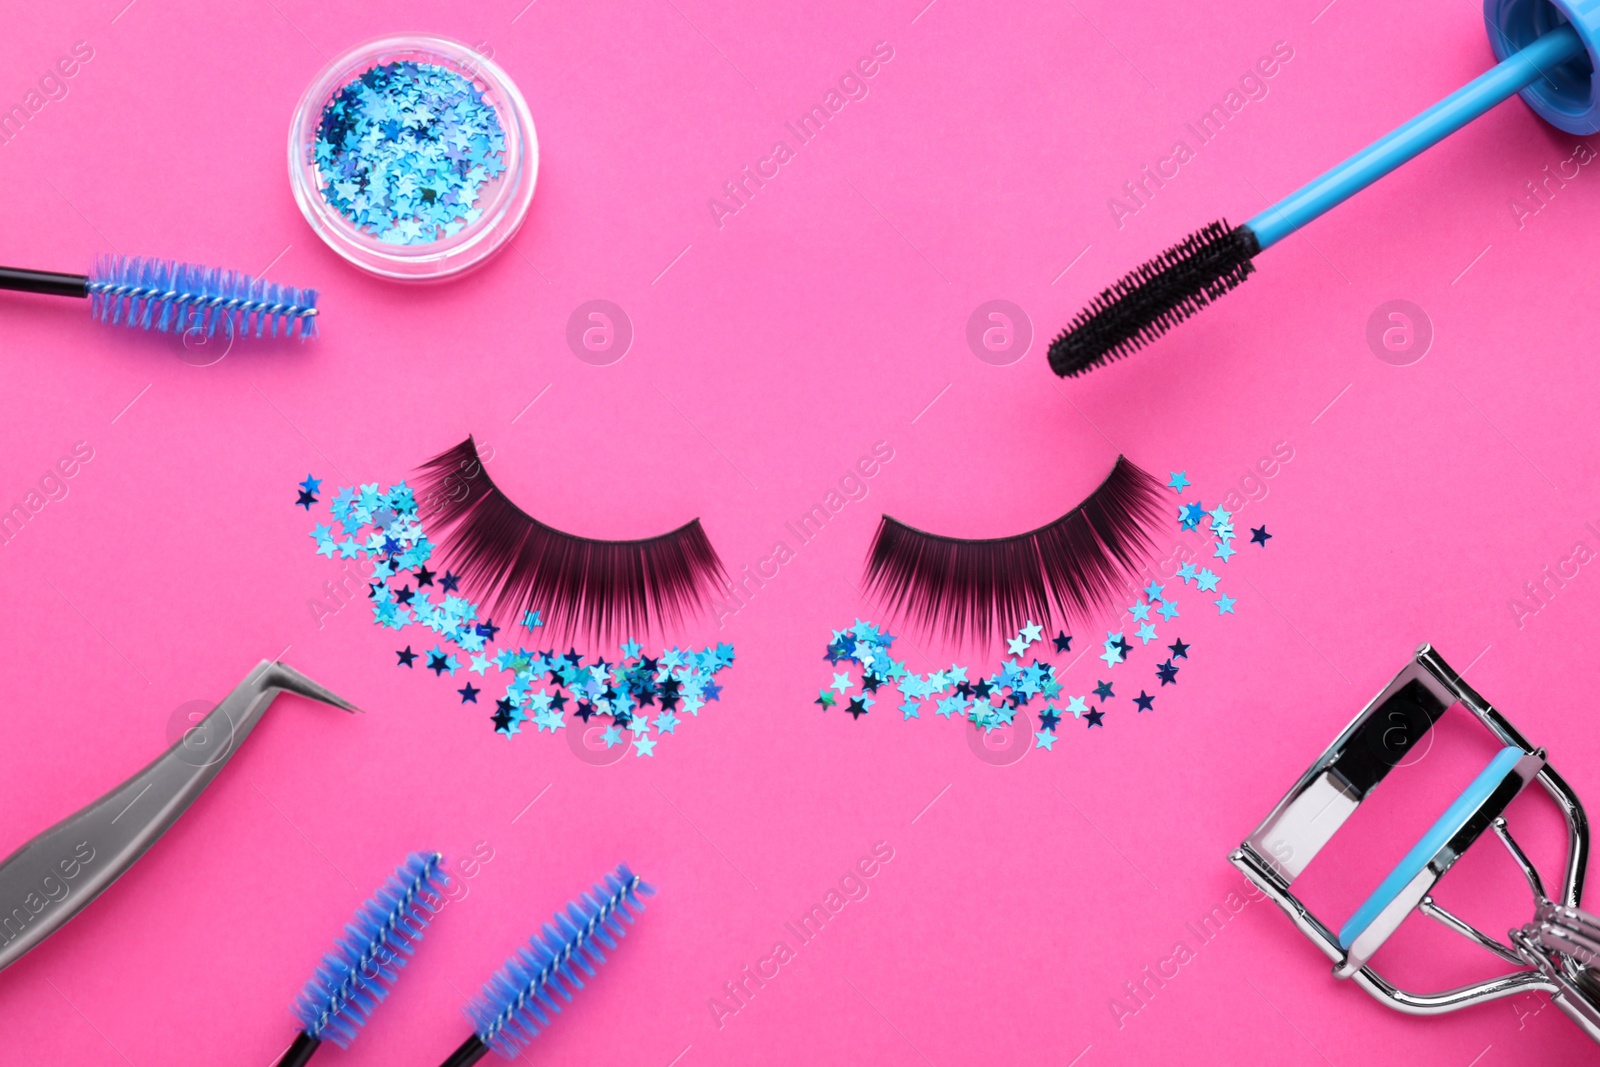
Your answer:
[1035,731,1058,750]
[1168,471,1190,493]
[1196,568,1220,592]
[1215,593,1237,614]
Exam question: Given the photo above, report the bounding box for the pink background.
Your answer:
[3,0,1600,1063]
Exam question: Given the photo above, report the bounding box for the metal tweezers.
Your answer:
[0,660,356,974]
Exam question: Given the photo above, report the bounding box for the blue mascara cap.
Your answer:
[1485,0,1600,133]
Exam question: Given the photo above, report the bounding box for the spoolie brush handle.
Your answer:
[1246,23,1583,249]
[438,1035,490,1067]
[0,266,89,298]
[273,1032,322,1067]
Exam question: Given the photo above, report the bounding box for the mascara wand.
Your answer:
[439,864,653,1067]
[0,254,318,339]
[275,851,449,1067]
[1049,13,1597,377]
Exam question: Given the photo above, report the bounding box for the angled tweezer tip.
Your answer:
[247,659,362,713]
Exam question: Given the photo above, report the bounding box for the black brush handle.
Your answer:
[0,266,89,298]
[438,1034,490,1067]
[273,1031,322,1067]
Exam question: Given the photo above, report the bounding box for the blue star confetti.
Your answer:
[300,475,735,753]
[808,464,1276,751]
[314,61,508,246]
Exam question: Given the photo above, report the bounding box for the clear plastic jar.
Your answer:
[288,34,538,281]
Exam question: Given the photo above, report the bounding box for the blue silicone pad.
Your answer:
[1338,746,1526,950]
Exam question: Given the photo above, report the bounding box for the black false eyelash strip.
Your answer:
[416,437,727,638]
[863,455,1166,641]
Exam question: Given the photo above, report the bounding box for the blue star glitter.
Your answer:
[302,474,734,754]
[314,61,508,246]
[800,468,1269,753]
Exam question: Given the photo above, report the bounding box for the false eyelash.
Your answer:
[416,437,727,638]
[863,455,1165,641]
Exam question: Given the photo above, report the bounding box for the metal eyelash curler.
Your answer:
[1230,643,1600,1043]
[0,660,357,975]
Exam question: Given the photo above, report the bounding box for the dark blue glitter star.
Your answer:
[1168,638,1190,659]
[396,646,416,667]
[440,570,461,592]
[1052,631,1073,653]
[1156,660,1179,685]
[492,698,516,733]
[414,565,435,587]
[296,489,318,510]
[1085,708,1105,728]
[459,682,480,703]
[427,651,450,676]
[1133,691,1154,712]
[1038,708,1061,732]
[1093,680,1114,700]
[846,697,870,719]
[1251,525,1271,546]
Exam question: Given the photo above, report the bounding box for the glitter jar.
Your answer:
[288,35,538,281]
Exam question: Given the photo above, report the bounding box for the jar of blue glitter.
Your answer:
[289,35,538,281]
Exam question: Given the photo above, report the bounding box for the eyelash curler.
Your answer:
[1230,644,1600,1044]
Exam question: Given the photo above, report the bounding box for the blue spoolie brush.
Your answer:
[1049,16,1596,377]
[439,864,654,1067]
[275,851,450,1067]
[0,254,318,339]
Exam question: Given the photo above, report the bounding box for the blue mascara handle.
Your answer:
[1248,22,1586,248]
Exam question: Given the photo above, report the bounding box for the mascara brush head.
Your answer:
[1048,220,1259,377]
[287,852,448,1055]
[460,864,653,1062]
[86,254,319,340]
